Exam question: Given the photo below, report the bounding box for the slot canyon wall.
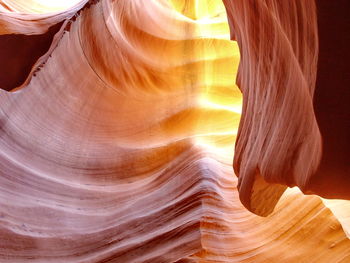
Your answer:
[0,0,349,262]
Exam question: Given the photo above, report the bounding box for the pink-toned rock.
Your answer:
[0,0,349,262]
[223,0,349,217]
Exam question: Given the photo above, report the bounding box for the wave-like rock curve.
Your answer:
[0,0,349,262]
[223,0,350,217]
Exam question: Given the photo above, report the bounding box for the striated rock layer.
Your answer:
[223,0,322,216]
[0,0,349,262]
[223,0,350,216]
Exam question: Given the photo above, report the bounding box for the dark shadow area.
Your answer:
[312,0,350,198]
[0,21,64,91]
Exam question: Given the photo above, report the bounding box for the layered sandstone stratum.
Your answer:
[0,0,349,262]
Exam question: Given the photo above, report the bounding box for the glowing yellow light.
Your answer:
[167,0,242,155]
[198,97,242,114]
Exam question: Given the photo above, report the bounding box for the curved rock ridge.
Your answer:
[0,0,349,262]
[0,0,86,14]
[0,0,88,35]
[222,0,323,215]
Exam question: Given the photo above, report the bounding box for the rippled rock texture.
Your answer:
[223,0,350,217]
[0,0,349,262]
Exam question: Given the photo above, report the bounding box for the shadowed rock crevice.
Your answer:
[311,0,350,199]
[0,21,64,91]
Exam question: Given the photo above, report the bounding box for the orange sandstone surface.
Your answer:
[0,0,349,262]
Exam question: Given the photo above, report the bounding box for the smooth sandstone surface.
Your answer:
[0,0,349,262]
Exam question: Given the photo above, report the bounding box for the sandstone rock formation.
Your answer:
[223,0,321,216]
[223,0,350,216]
[0,0,349,262]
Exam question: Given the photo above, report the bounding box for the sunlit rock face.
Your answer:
[0,0,349,262]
